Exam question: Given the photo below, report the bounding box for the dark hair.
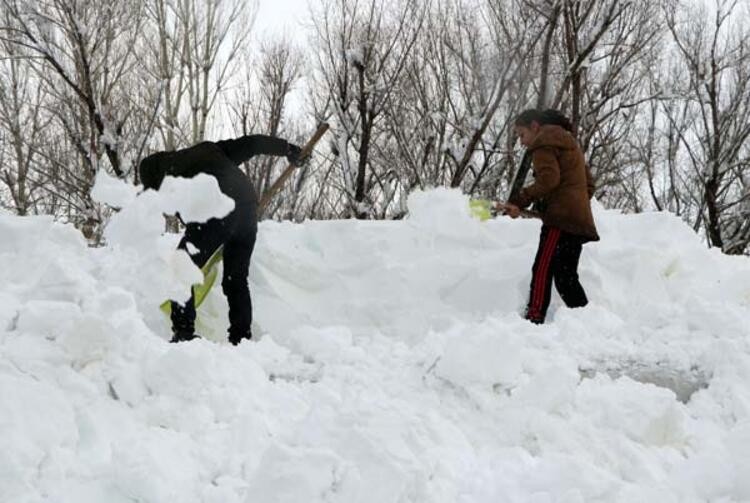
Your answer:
[540,109,574,132]
[514,109,545,128]
[514,108,574,133]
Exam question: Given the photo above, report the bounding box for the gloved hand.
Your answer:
[286,143,308,167]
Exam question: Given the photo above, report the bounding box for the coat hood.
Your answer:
[529,124,578,152]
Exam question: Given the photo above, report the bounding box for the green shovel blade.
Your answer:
[469,199,493,221]
[160,245,224,316]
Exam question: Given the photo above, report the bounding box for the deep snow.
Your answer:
[1,179,749,502]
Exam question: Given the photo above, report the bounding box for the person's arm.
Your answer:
[215,134,290,165]
[510,147,560,209]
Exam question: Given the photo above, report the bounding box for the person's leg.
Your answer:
[525,226,562,324]
[552,233,588,309]
[222,235,256,345]
[170,226,219,342]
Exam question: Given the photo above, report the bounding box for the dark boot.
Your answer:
[170,330,201,343]
[170,299,197,339]
[227,328,251,346]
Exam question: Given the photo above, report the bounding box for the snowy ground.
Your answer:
[1,181,749,502]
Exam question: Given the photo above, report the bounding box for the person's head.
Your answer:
[514,108,574,146]
[513,109,544,147]
[539,109,574,133]
[138,152,167,190]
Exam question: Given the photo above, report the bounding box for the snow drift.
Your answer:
[1,184,749,503]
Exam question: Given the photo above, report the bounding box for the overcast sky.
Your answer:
[254,0,310,39]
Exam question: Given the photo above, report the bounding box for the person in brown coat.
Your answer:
[504,109,599,324]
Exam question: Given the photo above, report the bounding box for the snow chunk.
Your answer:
[91,170,138,208]
[435,328,523,388]
[0,214,85,254]
[15,300,83,340]
[0,374,78,498]
[102,189,170,248]
[158,174,235,224]
[102,174,234,248]
[406,187,474,230]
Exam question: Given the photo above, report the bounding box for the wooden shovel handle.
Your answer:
[258,123,330,214]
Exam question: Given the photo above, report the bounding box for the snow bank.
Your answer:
[1,188,749,502]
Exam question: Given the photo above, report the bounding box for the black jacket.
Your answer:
[139,135,290,241]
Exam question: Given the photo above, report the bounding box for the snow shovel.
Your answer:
[469,199,540,221]
[258,123,330,215]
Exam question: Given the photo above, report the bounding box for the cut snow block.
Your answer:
[160,245,224,316]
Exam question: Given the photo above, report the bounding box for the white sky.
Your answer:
[254,0,311,39]
[242,0,317,131]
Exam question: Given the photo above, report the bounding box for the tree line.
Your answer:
[1,0,748,254]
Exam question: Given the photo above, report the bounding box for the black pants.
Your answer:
[171,221,256,343]
[525,226,588,324]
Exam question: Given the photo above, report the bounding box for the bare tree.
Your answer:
[632,55,692,217]
[662,0,750,254]
[311,0,427,219]
[143,0,256,151]
[1,0,147,177]
[520,0,659,207]
[380,0,455,198]
[381,0,546,204]
[0,0,148,240]
[0,0,746,257]
[445,0,543,191]
[0,14,51,215]
[227,37,305,218]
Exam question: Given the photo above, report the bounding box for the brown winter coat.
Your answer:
[511,125,599,241]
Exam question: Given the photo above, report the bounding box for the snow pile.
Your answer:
[90,171,235,326]
[1,187,749,502]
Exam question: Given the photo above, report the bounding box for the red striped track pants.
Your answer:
[525,226,588,324]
